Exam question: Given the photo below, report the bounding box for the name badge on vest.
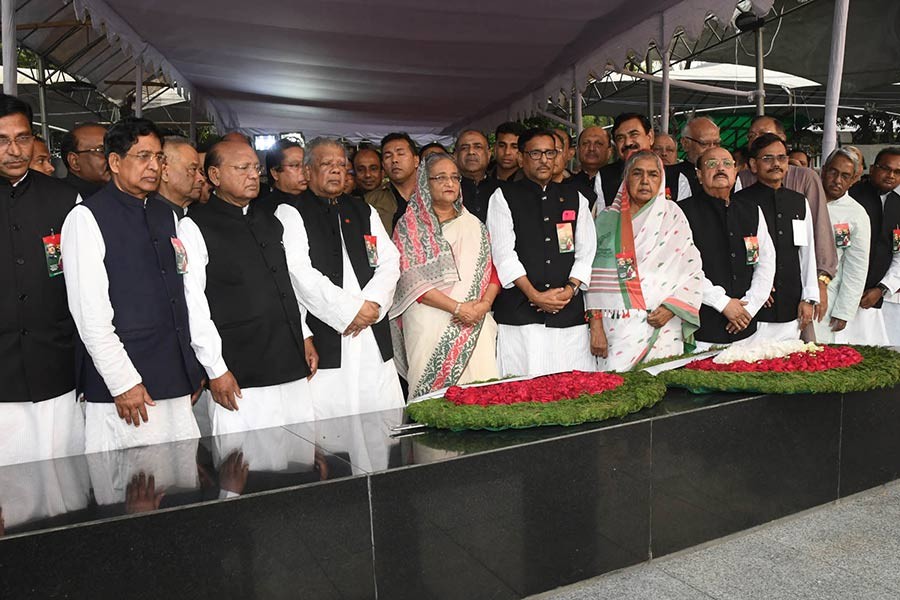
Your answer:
[893,228,900,254]
[170,237,189,274]
[556,223,574,253]
[743,236,759,265]
[616,252,636,281]
[364,235,379,266]
[791,219,808,246]
[42,232,63,277]
[834,223,851,248]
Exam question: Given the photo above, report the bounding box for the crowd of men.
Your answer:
[2,89,899,466]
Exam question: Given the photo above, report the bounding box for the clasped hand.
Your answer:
[343,300,380,337]
[529,287,571,314]
[453,300,489,326]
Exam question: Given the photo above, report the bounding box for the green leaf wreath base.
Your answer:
[405,371,666,431]
[660,345,900,394]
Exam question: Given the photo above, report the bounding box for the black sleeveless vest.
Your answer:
[282,190,393,369]
[680,191,760,343]
[186,194,309,387]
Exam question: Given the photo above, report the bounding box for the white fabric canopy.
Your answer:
[71,0,773,136]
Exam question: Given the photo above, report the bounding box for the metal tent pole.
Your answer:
[822,0,850,159]
[660,49,671,134]
[2,0,17,95]
[37,55,49,140]
[755,27,766,115]
[134,59,143,117]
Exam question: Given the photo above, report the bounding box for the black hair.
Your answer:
[789,148,810,163]
[748,132,786,159]
[380,132,417,155]
[749,115,786,138]
[352,145,381,165]
[873,147,900,167]
[517,128,557,151]
[612,112,652,137]
[265,138,303,175]
[453,129,488,149]
[419,141,448,158]
[494,121,525,139]
[104,117,161,158]
[0,93,33,125]
[551,129,573,148]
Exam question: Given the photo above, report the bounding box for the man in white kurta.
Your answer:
[274,138,404,419]
[487,129,596,376]
[814,149,883,344]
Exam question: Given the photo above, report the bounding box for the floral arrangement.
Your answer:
[406,370,665,431]
[444,371,624,406]
[661,345,900,394]
[687,343,863,373]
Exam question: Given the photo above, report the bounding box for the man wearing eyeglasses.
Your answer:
[264,139,307,201]
[59,123,110,199]
[732,133,819,341]
[177,140,322,434]
[673,116,721,200]
[487,128,596,376]
[153,136,205,218]
[0,93,84,465]
[849,147,900,345]
[739,115,837,328]
[679,147,775,348]
[456,129,499,223]
[62,117,204,452]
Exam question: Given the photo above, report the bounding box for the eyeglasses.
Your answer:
[228,163,263,175]
[0,134,34,150]
[684,136,720,150]
[523,149,559,161]
[74,145,104,155]
[703,158,736,169]
[428,174,462,184]
[874,164,900,178]
[756,154,789,165]
[824,167,853,183]
[279,161,304,171]
[125,151,166,165]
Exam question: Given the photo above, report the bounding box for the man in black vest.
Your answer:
[62,117,203,453]
[673,116,720,201]
[850,147,900,345]
[489,121,525,182]
[275,137,404,419]
[456,129,499,223]
[680,147,775,349]
[153,136,205,219]
[178,140,318,434]
[59,123,110,199]
[264,139,307,200]
[563,125,612,210]
[733,133,819,341]
[0,93,84,465]
[487,128,596,376]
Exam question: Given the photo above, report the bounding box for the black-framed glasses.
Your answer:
[74,145,105,155]
[523,149,559,161]
[0,134,34,150]
[874,164,900,178]
[684,136,720,150]
[428,174,462,184]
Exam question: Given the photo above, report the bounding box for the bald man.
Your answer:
[652,133,678,166]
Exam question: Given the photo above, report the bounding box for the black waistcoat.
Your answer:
[79,183,202,402]
[850,182,900,308]
[63,172,102,201]
[680,191,760,343]
[666,161,701,201]
[492,179,586,328]
[734,182,806,323]
[598,161,624,207]
[282,190,393,369]
[186,194,310,387]
[562,170,598,210]
[0,172,77,403]
[461,175,501,223]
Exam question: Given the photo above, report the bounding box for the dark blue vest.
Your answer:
[78,183,202,403]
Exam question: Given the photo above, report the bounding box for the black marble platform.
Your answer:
[1,385,898,599]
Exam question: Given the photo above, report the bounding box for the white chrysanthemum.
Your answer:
[713,340,823,365]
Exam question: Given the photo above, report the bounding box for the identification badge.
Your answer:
[556,223,574,253]
[170,237,188,275]
[894,229,900,254]
[364,235,379,266]
[834,223,851,248]
[743,236,759,265]
[561,209,576,222]
[42,232,63,278]
[615,252,636,281]
[792,218,808,247]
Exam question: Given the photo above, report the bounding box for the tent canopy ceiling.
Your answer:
[35,0,771,136]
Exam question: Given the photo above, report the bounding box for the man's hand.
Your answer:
[860,287,883,309]
[815,280,829,322]
[797,301,814,329]
[764,286,775,308]
[647,306,675,329]
[304,338,319,380]
[125,472,165,514]
[722,298,751,333]
[343,300,380,337]
[113,383,156,427]
[589,319,608,358]
[209,371,242,411]
[191,378,207,406]
[830,317,847,332]
[529,288,570,314]
[219,450,250,495]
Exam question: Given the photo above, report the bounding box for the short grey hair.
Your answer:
[682,115,719,139]
[823,147,860,172]
[303,137,347,167]
[162,135,195,151]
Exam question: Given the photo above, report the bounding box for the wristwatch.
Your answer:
[564,280,580,297]
[817,273,832,286]
[802,298,818,306]
[878,283,891,297]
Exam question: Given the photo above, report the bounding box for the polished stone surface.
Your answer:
[369,422,652,599]
[840,386,900,497]
[651,392,842,557]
